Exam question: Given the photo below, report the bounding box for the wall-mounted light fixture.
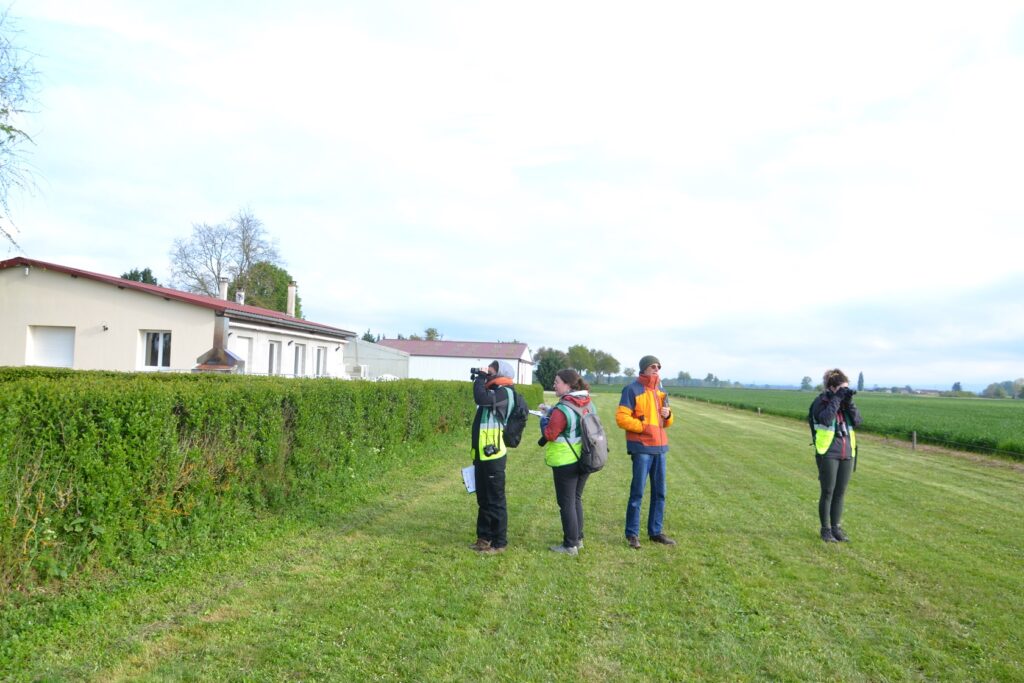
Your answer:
[101,322,109,331]
[287,340,293,346]
[335,345,341,351]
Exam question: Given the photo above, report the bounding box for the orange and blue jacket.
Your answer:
[616,374,674,455]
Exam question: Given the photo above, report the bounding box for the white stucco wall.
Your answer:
[0,266,214,371]
[227,320,348,378]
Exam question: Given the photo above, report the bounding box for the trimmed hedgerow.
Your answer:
[518,383,544,409]
[0,374,468,593]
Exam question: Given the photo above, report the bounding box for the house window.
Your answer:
[293,343,306,377]
[268,340,282,376]
[145,331,172,368]
[315,346,327,377]
[28,326,75,367]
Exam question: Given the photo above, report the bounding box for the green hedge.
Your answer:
[0,374,469,593]
[518,383,544,409]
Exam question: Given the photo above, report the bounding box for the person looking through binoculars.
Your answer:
[468,360,517,554]
[810,368,863,543]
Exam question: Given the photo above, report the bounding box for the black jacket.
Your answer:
[812,390,863,459]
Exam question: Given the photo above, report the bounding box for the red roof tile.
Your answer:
[1,257,355,339]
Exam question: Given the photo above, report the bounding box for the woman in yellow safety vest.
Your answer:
[538,369,594,556]
[809,368,863,542]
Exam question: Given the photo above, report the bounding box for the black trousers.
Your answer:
[475,457,507,548]
[552,463,590,547]
[817,456,853,528]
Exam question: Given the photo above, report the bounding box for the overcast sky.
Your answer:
[8,1,1024,390]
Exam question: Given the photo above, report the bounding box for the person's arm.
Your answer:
[542,407,568,442]
[615,387,644,433]
[812,391,843,425]
[661,391,675,428]
[844,394,863,428]
[473,375,496,408]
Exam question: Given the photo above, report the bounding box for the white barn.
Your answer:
[0,257,356,376]
[376,339,533,384]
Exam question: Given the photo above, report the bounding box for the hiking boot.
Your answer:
[469,538,492,551]
[550,544,578,556]
[649,533,677,546]
[820,527,839,543]
[480,545,506,555]
[831,526,849,542]
[626,535,641,550]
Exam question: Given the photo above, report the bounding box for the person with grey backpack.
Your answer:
[538,369,600,556]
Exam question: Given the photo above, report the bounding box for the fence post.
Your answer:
[757,407,761,415]
[912,431,917,450]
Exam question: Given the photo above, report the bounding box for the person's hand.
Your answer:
[660,406,671,419]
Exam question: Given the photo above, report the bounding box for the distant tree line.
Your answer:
[533,345,620,389]
[981,379,1024,399]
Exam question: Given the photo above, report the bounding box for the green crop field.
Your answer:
[656,386,1024,459]
[3,394,1023,681]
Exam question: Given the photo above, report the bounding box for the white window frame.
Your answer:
[315,346,327,377]
[293,343,306,377]
[268,340,282,376]
[143,330,172,369]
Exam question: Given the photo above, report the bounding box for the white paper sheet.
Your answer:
[461,465,476,493]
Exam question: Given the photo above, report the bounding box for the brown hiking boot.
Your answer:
[480,545,506,555]
[469,538,492,551]
[650,533,677,546]
[626,535,641,549]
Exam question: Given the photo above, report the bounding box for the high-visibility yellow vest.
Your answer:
[545,403,583,467]
[813,414,857,458]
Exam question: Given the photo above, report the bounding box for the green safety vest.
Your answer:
[813,412,857,458]
[545,403,584,467]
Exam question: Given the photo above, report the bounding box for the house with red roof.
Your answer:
[0,257,355,376]
[376,338,533,384]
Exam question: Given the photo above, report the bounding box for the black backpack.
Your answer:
[501,387,530,448]
[557,402,609,473]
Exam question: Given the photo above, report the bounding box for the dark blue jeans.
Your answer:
[625,452,667,538]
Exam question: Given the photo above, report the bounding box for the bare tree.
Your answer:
[0,10,38,249]
[232,209,279,292]
[169,210,281,296]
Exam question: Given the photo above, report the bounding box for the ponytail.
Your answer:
[556,368,590,392]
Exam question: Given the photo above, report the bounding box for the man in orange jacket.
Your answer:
[617,355,676,549]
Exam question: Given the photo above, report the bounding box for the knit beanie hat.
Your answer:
[639,355,661,373]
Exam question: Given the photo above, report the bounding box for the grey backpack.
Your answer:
[557,402,609,473]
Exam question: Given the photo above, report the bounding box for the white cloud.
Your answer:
[9,1,1024,387]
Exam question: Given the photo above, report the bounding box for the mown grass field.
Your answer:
[656,386,1024,458]
[2,394,1022,681]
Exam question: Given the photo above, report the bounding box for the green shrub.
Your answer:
[0,375,469,593]
[518,383,544,408]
